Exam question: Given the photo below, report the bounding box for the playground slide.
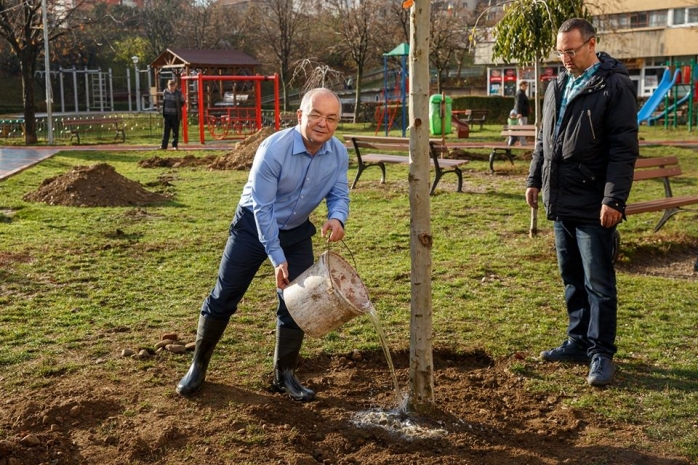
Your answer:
[451,113,470,138]
[647,91,691,124]
[637,68,680,125]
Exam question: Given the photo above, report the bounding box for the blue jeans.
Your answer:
[201,206,315,330]
[554,220,617,357]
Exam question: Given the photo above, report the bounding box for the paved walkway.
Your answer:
[0,143,231,182]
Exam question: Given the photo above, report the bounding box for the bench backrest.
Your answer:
[503,125,537,131]
[344,134,449,170]
[466,109,488,119]
[633,156,682,199]
[633,156,681,181]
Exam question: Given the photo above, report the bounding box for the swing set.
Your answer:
[180,73,281,144]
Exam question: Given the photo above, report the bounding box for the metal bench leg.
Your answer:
[378,163,386,184]
[653,208,680,232]
[70,131,80,145]
[430,171,443,195]
[488,149,497,173]
[454,168,463,193]
[505,149,515,165]
[351,164,366,189]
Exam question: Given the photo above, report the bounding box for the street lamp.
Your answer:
[132,55,140,112]
[42,0,53,143]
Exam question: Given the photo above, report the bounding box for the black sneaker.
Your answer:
[587,354,615,387]
[540,339,590,363]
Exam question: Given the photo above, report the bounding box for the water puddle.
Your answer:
[349,305,450,440]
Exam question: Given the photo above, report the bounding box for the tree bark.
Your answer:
[20,51,38,145]
[407,0,434,414]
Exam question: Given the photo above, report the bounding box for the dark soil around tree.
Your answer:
[1,347,692,465]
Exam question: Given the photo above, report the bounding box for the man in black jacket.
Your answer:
[525,18,638,387]
[161,80,184,150]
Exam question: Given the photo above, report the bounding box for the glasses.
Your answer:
[306,112,339,125]
[554,37,592,59]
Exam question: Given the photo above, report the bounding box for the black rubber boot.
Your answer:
[176,315,228,396]
[271,327,316,402]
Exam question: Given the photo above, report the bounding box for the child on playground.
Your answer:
[507,109,519,146]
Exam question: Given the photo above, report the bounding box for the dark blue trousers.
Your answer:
[554,220,618,357]
[201,206,316,330]
[161,114,180,149]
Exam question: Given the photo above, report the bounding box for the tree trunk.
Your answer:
[20,56,38,145]
[353,70,362,124]
[534,54,540,126]
[406,0,434,414]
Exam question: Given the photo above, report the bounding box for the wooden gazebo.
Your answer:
[150,48,261,111]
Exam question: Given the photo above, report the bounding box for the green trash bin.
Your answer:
[429,95,452,136]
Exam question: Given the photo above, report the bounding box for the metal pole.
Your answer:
[98,70,104,112]
[133,58,141,112]
[41,0,53,144]
[108,68,114,111]
[147,65,153,110]
[85,67,90,112]
[72,67,78,112]
[59,67,65,113]
[126,68,132,112]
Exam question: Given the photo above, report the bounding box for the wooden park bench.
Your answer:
[62,117,125,144]
[625,156,698,232]
[343,134,469,195]
[501,124,538,140]
[464,109,488,130]
[471,124,538,173]
[279,113,298,128]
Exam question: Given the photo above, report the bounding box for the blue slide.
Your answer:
[647,92,691,124]
[637,68,680,125]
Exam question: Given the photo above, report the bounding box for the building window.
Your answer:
[671,7,698,26]
[630,12,648,28]
[649,10,667,27]
[598,10,667,31]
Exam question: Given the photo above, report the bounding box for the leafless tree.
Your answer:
[0,0,103,143]
[322,0,388,123]
[247,0,311,110]
[430,3,472,93]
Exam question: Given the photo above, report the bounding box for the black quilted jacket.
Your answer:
[526,52,639,223]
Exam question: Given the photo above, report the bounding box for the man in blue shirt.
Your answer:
[177,88,350,401]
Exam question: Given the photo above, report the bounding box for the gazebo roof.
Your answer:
[150,48,260,70]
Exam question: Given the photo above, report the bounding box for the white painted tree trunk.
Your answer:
[407,0,434,413]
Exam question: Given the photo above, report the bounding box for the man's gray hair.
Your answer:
[559,18,596,42]
[299,88,341,113]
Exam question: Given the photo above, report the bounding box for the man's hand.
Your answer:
[525,187,539,209]
[321,218,345,242]
[600,204,622,228]
[275,261,290,290]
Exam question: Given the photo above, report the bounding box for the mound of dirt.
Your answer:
[23,163,170,207]
[138,127,276,172]
[208,126,276,170]
[138,154,217,169]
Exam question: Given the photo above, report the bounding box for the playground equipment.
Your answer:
[375,43,409,136]
[180,73,280,144]
[638,61,696,131]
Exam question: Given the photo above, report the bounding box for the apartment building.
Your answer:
[474,0,698,98]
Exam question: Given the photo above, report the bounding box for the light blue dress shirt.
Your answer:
[239,127,350,267]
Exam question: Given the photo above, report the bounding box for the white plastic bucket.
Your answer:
[284,250,371,338]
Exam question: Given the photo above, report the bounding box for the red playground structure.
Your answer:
[180,74,281,144]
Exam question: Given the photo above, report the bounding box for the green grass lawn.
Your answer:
[1,127,697,460]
